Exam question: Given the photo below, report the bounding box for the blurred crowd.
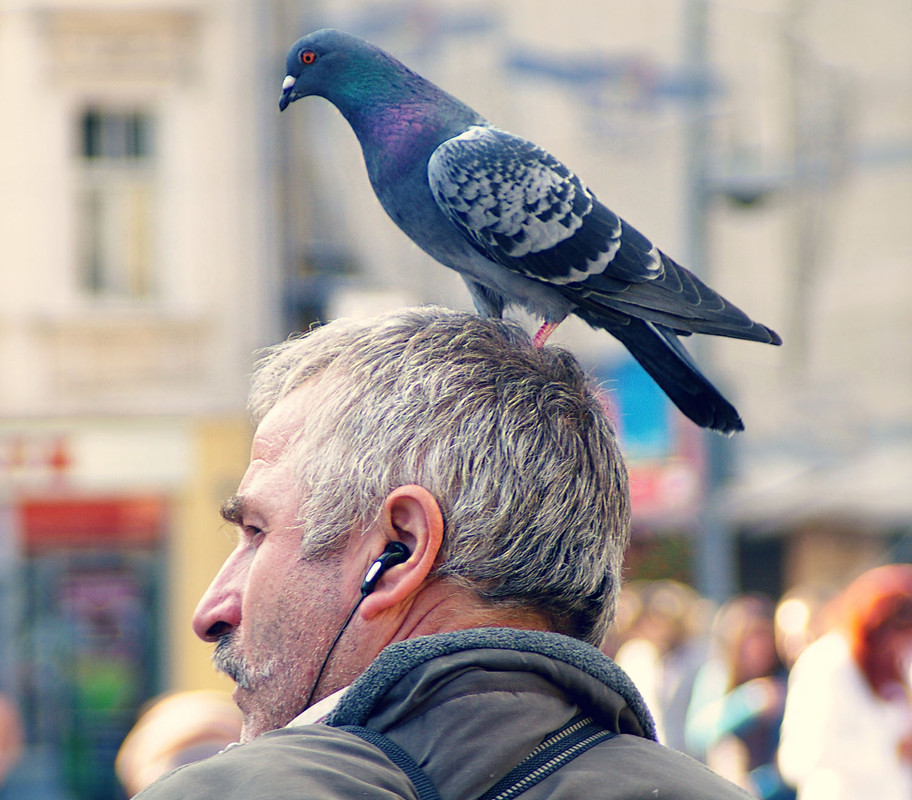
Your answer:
[603,563,912,800]
[2,564,911,799]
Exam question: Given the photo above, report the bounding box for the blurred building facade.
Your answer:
[0,0,910,797]
[0,1,281,796]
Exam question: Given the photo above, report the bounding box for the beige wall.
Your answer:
[170,415,252,691]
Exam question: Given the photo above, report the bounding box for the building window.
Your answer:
[77,108,158,299]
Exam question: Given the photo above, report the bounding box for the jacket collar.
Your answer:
[325,627,656,740]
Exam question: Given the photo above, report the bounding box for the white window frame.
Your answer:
[75,107,159,302]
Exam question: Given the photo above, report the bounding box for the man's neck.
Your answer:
[388,579,552,644]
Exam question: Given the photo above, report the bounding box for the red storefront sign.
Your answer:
[20,496,166,551]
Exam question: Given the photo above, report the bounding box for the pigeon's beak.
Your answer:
[279,74,297,112]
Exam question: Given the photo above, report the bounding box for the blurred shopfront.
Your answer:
[0,419,247,799]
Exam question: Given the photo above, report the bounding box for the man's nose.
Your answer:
[192,546,248,642]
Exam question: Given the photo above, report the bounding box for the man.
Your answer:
[137,307,749,798]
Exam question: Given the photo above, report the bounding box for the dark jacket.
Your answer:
[135,628,751,799]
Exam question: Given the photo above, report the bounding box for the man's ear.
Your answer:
[358,484,443,621]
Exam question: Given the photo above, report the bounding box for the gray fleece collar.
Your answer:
[325,627,656,740]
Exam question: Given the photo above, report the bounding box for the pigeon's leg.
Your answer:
[466,280,506,318]
[532,321,561,348]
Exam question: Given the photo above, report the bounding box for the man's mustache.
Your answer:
[212,633,274,689]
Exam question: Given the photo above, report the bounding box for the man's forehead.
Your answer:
[251,384,314,461]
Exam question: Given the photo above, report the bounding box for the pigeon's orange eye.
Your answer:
[300,50,317,65]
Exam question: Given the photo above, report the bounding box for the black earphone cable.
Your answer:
[300,542,411,714]
[301,596,364,713]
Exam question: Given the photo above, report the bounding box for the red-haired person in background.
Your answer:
[778,564,912,800]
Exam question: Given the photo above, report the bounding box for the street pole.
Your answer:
[682,0,737,604]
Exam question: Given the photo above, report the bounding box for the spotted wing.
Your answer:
[428,126,662,292]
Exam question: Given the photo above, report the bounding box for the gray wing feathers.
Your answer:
[429,126,780,347]
[428,126,653,286]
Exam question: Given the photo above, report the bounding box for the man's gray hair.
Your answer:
[249,306,630,644]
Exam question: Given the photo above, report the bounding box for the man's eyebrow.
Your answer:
[220,495,245,526]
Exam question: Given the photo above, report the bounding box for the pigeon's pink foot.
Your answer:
[532,321,561,348]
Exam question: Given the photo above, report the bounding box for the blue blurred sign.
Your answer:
[591,355,702,522]
[594,356,672,461]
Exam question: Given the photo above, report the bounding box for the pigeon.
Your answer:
[279,29,781,434]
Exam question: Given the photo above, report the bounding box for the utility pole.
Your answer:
[682,0,737,604]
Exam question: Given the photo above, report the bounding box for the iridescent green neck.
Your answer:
[325,55,479,183]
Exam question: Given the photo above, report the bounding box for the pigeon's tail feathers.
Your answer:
[597,317,745,435]
[582,252,782,346]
